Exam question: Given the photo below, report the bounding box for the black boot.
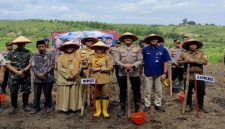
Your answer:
[186,92,193,112]
[134,102,140,112]
[22,93,31,112]
[198,96,208,113]
[10,93,18,114]
[117,103,126,117]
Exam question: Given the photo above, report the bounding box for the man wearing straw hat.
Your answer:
[5,36,32,113]
[88,41,113,118]
[178,39,208,113]
[115,32,142,117]
[78,37,97,77]
[142,34,171,112]
[77,37,97,106]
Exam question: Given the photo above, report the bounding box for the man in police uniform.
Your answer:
[5,36,32,113]
[178,39,208,113]
[115,32,142,117]
[1,42,13,94]
[168,39,184,93]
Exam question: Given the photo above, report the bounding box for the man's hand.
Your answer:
[185,57,196,63]
[123,64,134,69]
[38,73,46,80]
[91,67,101,72]
[160,73,167,80]
[16,70,24,77]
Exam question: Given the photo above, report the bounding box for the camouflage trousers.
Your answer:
[8,74,31,95]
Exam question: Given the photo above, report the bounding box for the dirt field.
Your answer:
[0,64,225,129]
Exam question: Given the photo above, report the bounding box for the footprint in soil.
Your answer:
[212,97,225,108]
[175,117,187,121]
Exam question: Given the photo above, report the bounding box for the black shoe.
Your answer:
[185,106,193,112]
[199,107,208,113]
[143,106,151,112]
[10,107,17,114]
[117,108,126,117]
[155,106,165,112]
[46,107,53,113]
[30,108,40,114]
[24,106,31,112]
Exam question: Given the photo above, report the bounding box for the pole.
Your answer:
[182,64,190,114]
[168,62,172,96]
[92,80,97,120]
[127,71,131,118]
[194,78,199,118]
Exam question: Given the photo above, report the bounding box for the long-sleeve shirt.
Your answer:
[115,45,143,77]
[31,51,55,83]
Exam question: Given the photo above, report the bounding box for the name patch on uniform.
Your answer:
[81,78,96,84]
[195,74,214,83]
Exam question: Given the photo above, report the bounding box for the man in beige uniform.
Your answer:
[178,39,208,113]
[77,37,97,106]
[78,37,97,76]
[115,32,142,117]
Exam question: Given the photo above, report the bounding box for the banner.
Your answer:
[51,30,119,48]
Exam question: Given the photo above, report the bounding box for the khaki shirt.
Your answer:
[89,53,113,84]
[169,47,184,68]
[77,47,95,77]
[179,50,207,80]
[115,45,142,77]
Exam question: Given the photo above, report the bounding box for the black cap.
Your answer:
[36,40,46,47]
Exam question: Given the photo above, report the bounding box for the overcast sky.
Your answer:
[0,0,225,25]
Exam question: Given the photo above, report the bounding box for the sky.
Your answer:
[0,0,225,25]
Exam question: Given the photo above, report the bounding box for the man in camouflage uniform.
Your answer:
[5,36,32,113]
[168,39,184,93]
[115,32,142,117]
[178,39,208,113]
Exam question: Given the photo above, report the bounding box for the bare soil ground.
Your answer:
[0,64,225,129]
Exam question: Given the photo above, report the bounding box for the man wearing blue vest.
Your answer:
[142,34,171,112]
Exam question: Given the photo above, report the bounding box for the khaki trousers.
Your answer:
[144,76,162,107]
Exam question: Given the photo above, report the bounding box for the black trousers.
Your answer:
[32,83,54,110]
[185,80,205,107]
[1,70,9,93]
[117,76,141,106]
[172,67,184,81]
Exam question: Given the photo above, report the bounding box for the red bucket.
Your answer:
[0,94,6,103]
[131,112,146,125]
[177,92,185,103]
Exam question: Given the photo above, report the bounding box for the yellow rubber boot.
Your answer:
[94,100,101,117]
[102,99,110,118]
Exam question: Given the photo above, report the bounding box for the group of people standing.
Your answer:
[0,32,208,118]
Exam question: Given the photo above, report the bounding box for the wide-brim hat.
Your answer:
[11,36,32,44]
[90,41,109,50]
[119,32,138,42]
[143,34,164,44]
[81,37,97,45]
[59,41,80,51]
[182,39,203,50]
